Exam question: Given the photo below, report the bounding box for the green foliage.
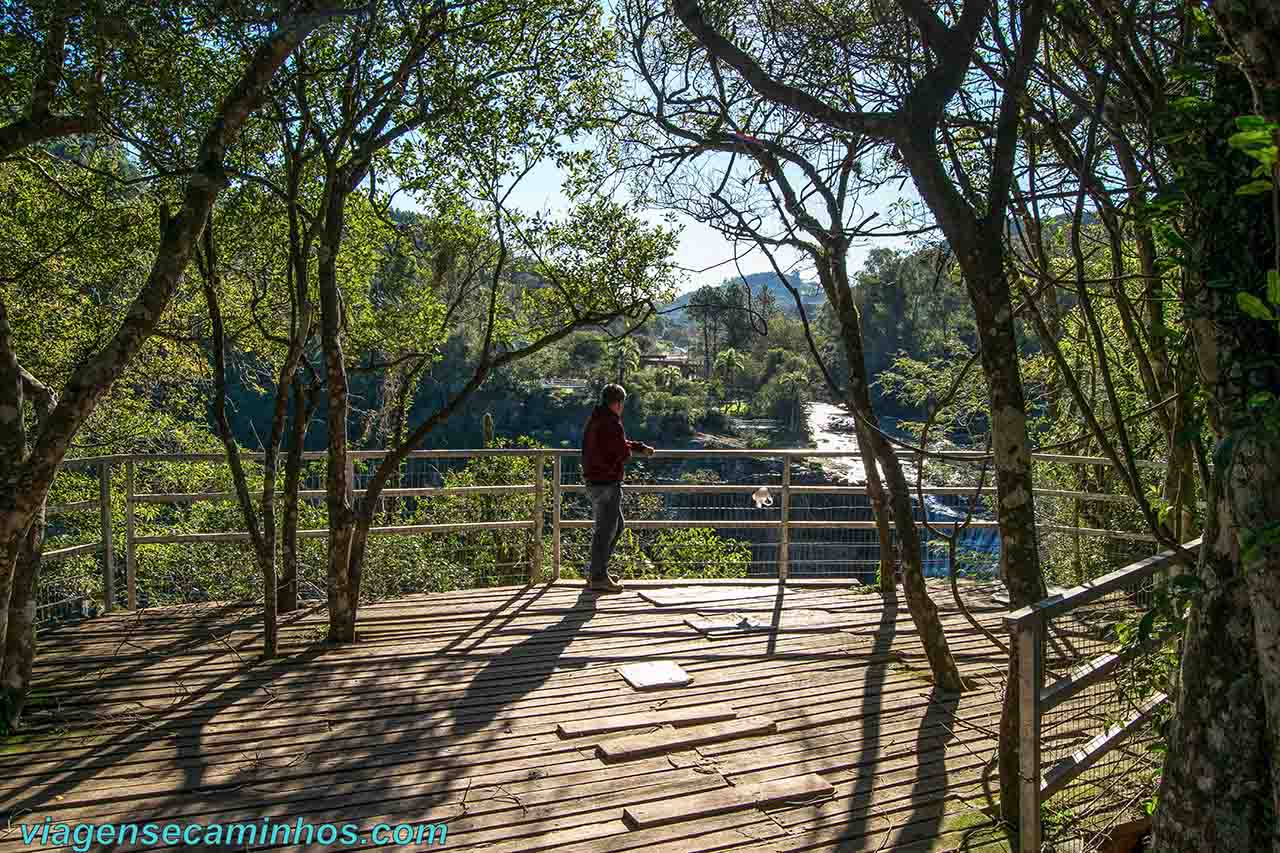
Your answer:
[648,528,751,578]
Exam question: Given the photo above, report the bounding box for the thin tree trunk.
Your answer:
[279,377,313,614]
[318,180,356,644]
[854,422,896,592]
[198,221,277,658]
[825,258,965,691]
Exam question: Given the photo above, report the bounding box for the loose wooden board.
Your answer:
[597,715,778,762]
[557,703,738,739]
[623,773,834,829]
[686,610,847,637]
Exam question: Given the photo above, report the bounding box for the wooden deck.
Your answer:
[2,581,1015,852]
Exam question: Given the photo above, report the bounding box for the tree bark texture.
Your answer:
[1153,46,1280,850]
[317,180,356,644]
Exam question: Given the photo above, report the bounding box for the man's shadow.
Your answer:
[449,589,599,738]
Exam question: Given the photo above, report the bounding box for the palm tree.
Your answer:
[713,347,744,401]
[776,370,808,433]
[611,338,642,384]
[656,365,683,390]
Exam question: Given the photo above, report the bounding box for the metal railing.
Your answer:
[34,448,1169,620]
[39,458,118,621]
[1005,538,1200,852]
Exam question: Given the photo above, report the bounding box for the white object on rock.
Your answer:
[751,486,774,509]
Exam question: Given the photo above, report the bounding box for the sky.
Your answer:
[495,151,929,295]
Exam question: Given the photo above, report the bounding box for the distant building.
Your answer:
[541,378,588,391]
[640,353,697,377]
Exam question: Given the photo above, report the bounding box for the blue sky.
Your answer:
[496,151,927,294]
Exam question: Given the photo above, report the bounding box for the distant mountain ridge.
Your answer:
[666,271,825,317]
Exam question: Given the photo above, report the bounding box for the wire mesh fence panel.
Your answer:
[557,453,783,580]
[35,451,1175,630]
[38,460,112,623]
[123,451,546,608]
[1025,550,1183,853]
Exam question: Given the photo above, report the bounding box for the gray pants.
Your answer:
[586,482,624,579]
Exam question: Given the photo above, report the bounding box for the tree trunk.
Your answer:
[1153,46,1280,849]
[318,180,357,644]
[279,377,311,614]
[824,257,965,691]
[199,218,280,658]
[854,422,897,592]
[970,270,1046,837]
[0,295,28,700]
[1152,479,1273,850]
[1,513,43,728]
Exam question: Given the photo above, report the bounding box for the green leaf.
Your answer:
[1268,270,1280,306]
[1236,179,1275,196]
[1235,115,1273,132]
[1249,391,1278,410]
[1159,227,1194,254]
[1170,96,1209,112]
[1229,129,1273,150]
[1137,610,1157,645]
[1238,292,1276,321]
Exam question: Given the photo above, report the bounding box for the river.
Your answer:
[800,401,999,578]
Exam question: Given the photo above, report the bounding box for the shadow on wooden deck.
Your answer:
[1,580,1014,852]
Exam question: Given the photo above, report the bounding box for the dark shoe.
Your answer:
[588,574,625,593]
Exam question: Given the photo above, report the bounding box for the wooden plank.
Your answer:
[686,610,851,637]
[559,519,779,530]
[562,484,782,494]
[131,485,534,503]
[134,519,535,544]
[47,499,99,514]
[1041,646,1142,712]
[597,716,777,761]
[622,773,834,829]
[638,587,792,607]
[557,703,738,738]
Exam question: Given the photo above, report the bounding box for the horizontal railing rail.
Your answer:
[35,449,1171,621]
[52,448,1173,463]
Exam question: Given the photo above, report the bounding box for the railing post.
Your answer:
[99,461,115,612]
[1018,617,1044,853]
[552,454,562,581]
[125,457,137,610]
[779,456,791,582]
[530,452,545,584]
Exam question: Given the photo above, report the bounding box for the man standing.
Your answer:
[581,384,654,592]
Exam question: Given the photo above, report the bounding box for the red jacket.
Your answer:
[582,405,646,482]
